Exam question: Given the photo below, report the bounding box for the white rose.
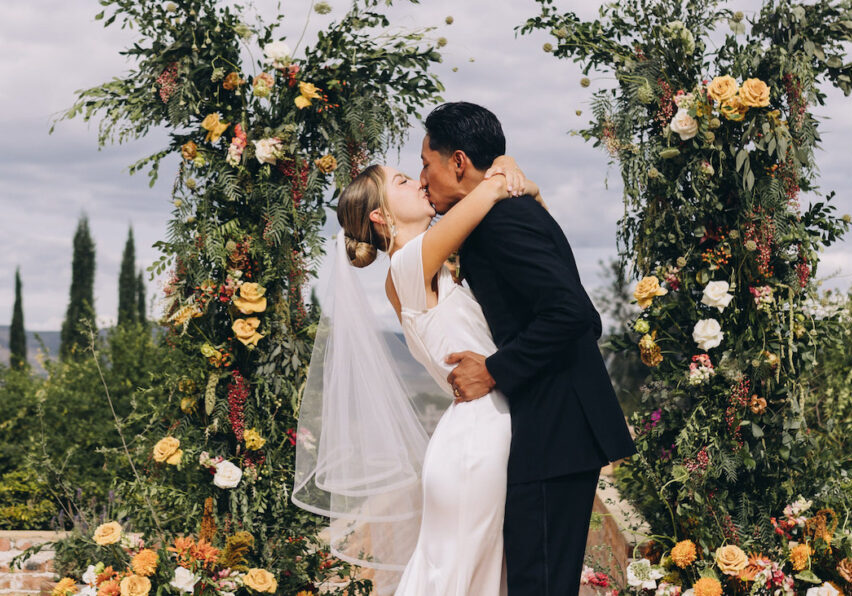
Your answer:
[213,460,243,489]
[254,138,282,165]
[263,41,292,68]
[82,565,97,586]
[693,318,724,350]
[79,587,97,596]
[806,584,840,596]
[170,566,199,593]
[701,280,733,312]
[670,108,698,141]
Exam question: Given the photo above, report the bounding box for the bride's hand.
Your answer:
[484,155,527,197]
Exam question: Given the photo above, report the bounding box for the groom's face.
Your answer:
[419,135,461,215]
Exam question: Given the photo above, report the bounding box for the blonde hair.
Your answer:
[337,165,396,267]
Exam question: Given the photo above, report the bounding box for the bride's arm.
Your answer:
[420,174,540,283]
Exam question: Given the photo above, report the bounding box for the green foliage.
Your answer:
[9,267,26,370]
[40,0,444,593]
[523,0,852,592]
[0,468,54,530]
[118,227,138,327]
[60,216,97,360]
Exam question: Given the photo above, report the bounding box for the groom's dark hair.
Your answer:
[424,102,506,171]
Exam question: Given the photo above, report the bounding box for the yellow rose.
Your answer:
[243,568,278,593]
[671,539,697,568]
[716,544,749,576]
[232,317,264,347]
[119,574,151,596]
[693,577,723,596]
[315,154,338,174]
[152,437,181,464]
[244,428,266,450]
[93,521,123,546]
[633,276,668,309]
[294,95,312,109]
[790,543,813,571]
[739,78,770,108]
[201,113,230,143]
[131,549,159,576]
[52,577,78,595]
[720,95,748,121]
[233,282,267,314]
[707,75,739,103]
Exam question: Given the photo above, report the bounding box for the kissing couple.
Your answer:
[293,102,636,595]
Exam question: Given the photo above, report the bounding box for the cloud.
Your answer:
[2,0,851,332]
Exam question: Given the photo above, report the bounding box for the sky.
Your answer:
[2,0,851,332]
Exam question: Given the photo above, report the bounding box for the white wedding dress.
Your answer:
[390,232,510,596]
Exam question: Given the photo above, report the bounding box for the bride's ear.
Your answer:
[368,208,387,226]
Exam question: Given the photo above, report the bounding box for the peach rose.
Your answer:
[93,521,123,546]
[180,141,197,161]
[739,78,770,107]
[837,558,852,583]
[243,568,277,593]
[119,574,151,596]
[707,75,739,103]
[716,544,748,576]
[233,283,267,314]
[634,276,668,309]
[232,317,264,347]
[152,437,182,465]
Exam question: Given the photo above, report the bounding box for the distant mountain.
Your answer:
[0,325,108,375]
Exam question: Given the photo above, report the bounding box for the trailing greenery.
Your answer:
[33,1,445,593]
[523,0,852,593]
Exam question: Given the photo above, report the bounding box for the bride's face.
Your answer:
[381,165,436,230]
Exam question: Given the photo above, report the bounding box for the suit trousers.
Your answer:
[503,467,601,596]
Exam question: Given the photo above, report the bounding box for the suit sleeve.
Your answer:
[479,200,600,396]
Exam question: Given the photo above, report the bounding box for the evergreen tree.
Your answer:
[60,215,97,359]
[117,227,137,326]
[136,270,146,324]
[9,267,27,370]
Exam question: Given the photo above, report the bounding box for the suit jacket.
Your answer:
[460,195,637,484]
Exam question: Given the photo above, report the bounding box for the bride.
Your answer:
[293,156,539,595]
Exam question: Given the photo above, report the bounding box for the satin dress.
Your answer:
[390,232,510,596]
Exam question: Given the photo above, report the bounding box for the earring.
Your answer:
[389,220,398,237]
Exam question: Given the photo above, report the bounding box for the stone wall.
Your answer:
[0,531,66,595]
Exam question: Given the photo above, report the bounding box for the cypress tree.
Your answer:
[136,270,146,324]
[9,267,27,369]
[60,215,97,359]
[117,227,137,326]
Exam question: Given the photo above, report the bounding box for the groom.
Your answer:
[419,102,637,595]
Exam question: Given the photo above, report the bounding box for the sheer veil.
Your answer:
[292,233,444,578]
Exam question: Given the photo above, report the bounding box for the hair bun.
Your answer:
[344,235,378,268]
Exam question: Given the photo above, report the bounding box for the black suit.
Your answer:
[459,195,636,595]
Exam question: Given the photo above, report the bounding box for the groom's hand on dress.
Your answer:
[446,351,496,403]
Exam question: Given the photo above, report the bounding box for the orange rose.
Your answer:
[200,113,229,143]
[222,72,245,91]
[181,141,197,161]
